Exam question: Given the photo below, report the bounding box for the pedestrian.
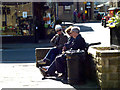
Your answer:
[40,26,86,79]
[73,9,77,23]
[37,24,68,67]
[77,12,81,22]
[82,14,86,23]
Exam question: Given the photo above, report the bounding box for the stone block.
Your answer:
[97,57,109,66]
[96,51,120,57]
[108,73,120,80]
[117,66,120,72]
[114,81,120,88]
[97,64,118,73]
[99,79,115,88]
[97,71,108,81]
[109,56,120,66]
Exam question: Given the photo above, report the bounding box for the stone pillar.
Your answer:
[89,47,120,88]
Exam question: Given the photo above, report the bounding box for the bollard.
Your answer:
[66,50,86,85]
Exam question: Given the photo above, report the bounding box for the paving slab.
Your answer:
[0,63,99,89]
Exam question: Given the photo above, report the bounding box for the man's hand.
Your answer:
[62,46,66,51]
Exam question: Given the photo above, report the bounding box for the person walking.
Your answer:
[82,14,86,23]
[73,9,77,23]
[77,12,81,23]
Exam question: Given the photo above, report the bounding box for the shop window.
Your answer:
[7,7,10,14]
[2,7,5,14]
[2,7,10,14]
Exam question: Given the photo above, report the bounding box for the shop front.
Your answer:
[1,2,33,36]
[1,2,51,43]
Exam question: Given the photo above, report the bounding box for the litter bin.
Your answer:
[66,50,86,85]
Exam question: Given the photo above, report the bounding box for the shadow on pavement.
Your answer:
[41,76,100,89]
[74,25,94,32]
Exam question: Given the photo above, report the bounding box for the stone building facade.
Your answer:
[58,2,94,22]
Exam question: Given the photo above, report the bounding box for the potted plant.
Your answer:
[107,11,120,46]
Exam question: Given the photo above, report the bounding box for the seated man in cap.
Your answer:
[40,26,86,78]
[37,24,68,67]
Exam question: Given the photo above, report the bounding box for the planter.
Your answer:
[88,46,120,88]
[110,27,120,46]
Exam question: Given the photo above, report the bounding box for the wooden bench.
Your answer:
[35,47,53,67]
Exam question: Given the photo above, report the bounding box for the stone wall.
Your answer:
[88,47,120,88]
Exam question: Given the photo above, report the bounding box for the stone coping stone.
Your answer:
[88,46,120,57]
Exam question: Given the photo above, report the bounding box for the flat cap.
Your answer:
[70,26,80,33]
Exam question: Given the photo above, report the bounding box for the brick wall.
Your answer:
[89,47,120,88]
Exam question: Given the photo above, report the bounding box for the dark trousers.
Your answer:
[73,16,76,23]
[47,54,66,75]
[43,47,62,64]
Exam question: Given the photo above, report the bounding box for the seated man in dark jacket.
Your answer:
[40,26,86,77]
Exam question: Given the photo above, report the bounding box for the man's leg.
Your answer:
[40,60,57,77]
[43,48,60,62]
[55,54,66,74]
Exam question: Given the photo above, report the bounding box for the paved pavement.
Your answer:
[0,63,99,89]
[0,22,110,89]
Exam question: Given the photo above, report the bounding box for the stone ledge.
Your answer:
[88,47,120,57]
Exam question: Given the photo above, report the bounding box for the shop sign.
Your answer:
[86,6,91,8]
[64,6,71,10]
[23,12,27,18]
[86,2,91,6]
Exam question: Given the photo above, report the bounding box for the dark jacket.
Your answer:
[50,33,68,49]
[64,37,74,50]
[71,34,86,50]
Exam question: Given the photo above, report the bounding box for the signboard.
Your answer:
[86,6,91,8]
[87,2,91,6]
[65,6,71,10]
[23,12,27,18]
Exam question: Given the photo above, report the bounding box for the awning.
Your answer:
[108,7,120,10]
[97,2,110,8]
[58,2,73,6]
[97,4,104,8]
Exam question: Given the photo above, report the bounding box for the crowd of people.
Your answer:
[37,23,87,81]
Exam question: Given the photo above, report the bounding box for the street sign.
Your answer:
[86,6,91,8]
[23,12,27,18]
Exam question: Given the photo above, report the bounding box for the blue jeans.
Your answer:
[43,47,62,64]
